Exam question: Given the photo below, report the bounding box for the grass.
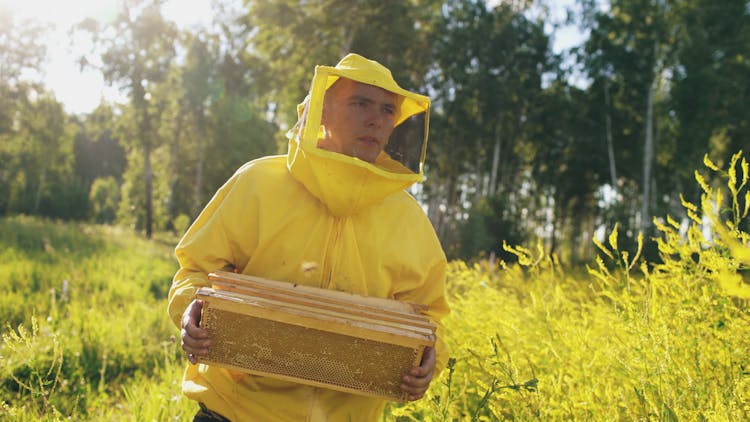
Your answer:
[0,215,195,421]
[1,152,749,420]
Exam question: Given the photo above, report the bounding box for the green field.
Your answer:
[0,215,193,420]
[1,160,749,420]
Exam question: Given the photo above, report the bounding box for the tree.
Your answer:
[0,7,49,214]
[241,0,441,128]
[670,0,750,181]
[427,0,552,256]
[77,0,177,237]
[73,104,126,193]
[579,0,677,240]
[180,32,217,217]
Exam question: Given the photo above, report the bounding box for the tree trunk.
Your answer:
[604,79,618,191]
[33,168,46,214]
[166,104,184,227]
[135,81,154,239]
[144,140,153,239]
[641,76,655,234]
[427,180,445,239]
[474,157,483,202]
[440,172,458,242]
[192,110,206,218]
[489,127,501,195]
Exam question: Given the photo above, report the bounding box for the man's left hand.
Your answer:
[400,346,436,401]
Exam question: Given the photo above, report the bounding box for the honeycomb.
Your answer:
[201,306,421,401]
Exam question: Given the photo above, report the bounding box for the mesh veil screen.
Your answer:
[384,112,426,174]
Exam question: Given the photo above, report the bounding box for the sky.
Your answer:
[1,0,215,114]
[1,0,586,115]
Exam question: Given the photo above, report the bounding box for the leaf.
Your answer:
[639,261,650,278]
[608,223,619,251]
[694,171,710,194]
[728,155,738,195]
[593,236,614,260]
[687,210,702,225]
[595,255,610,276]
[653,217,670,234]
[703,154,719,171]
[680,193,697,212]
[629,233,644,272]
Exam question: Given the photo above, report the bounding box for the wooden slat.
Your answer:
[196,288,435,348]
[210,280,437,332]
[210,283,435,336]
[209,271,422,313]
[208,271,432,323]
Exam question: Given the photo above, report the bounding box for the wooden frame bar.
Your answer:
[194,272,437,402]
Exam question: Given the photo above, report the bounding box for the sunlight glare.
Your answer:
[1,0,215,115]
[0,0,118,28]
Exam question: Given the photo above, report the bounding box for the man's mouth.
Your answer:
[358,136,379,146]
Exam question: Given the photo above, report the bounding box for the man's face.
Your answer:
[318,78,398,163]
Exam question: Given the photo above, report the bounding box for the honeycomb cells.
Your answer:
[203,308,419,400]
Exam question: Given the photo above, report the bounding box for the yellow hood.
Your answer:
[287,53,431,216]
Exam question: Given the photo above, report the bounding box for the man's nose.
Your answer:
[366,108,389,128]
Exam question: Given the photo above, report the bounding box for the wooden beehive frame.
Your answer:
[195,271,437,401]
[208,271,437,331]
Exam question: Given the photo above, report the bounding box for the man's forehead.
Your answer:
[331,78,399,103]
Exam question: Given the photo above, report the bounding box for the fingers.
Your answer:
[187,298,204,324]
[181,300,211,364]
[412,346,436,377]
[400,373,433,401]
[400,346,436,401]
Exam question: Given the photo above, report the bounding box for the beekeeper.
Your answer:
[168,53,450,422]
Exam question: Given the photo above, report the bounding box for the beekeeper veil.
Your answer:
[288,54,430,178]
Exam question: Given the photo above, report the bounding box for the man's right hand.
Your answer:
[181,299,211,364]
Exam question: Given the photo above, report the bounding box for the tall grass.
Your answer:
[2,151,749,421]
[0,216,194,420]
[389,152,750,420]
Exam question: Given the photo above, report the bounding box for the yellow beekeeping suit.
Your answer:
[168,53,449,422]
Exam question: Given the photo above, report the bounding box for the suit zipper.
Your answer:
[306,386,320,422]
[321,216,343,289]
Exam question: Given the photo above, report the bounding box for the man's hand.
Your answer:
[400,346,436,401]
[181,299,211,364]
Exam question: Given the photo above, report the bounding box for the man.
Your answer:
[168,53,449,421]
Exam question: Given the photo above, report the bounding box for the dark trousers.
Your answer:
[193,403,231,422]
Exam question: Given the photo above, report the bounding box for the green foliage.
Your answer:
[2,0,749,266]
[0,215,193,420]
[72,104,127,194]
[456,193,526,261]
[244,0,441,127]
[671,0,750,166]
[89,176,120,224]
[172,213,192,237]
[424,0,559,257]
[0,88,82,219]
[2,152,750,420]
[387,152,749,419]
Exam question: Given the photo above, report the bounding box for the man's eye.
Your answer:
[384,107,396,115]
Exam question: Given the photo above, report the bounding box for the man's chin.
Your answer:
[353,148,380,164]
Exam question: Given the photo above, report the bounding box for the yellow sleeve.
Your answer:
[166,170,258,328]
[395,255,451,377]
